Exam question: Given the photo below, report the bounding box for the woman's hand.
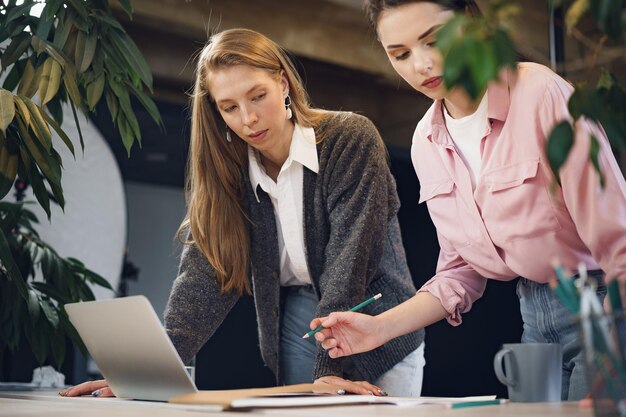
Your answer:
[59,379,115,398]
[310,311,385,359]
[314,375,387,396]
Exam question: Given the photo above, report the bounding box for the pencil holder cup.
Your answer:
[579,310,626,417]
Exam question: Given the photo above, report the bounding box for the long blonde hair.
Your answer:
[179,28,326,295]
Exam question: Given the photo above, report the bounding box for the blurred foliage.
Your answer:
[437,0,626,183]
[0,0,162,371]
[0,201,112,370]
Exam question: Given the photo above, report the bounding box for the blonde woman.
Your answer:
[60,28,425,397]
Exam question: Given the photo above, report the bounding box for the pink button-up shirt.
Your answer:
[413,63,626,325]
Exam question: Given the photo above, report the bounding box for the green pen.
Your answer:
[302,293,382,339]
[448,399,506,409]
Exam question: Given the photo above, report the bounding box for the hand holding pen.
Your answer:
[307,294,386,359]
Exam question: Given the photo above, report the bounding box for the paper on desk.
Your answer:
[227,394,498,409]
[170,384,496,410]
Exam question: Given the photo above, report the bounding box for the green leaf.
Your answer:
[436,15,465,54]
[13,95,30,126]
[17,59,41,99]
[52,9,73,50]
[16,109,61,188]
[0,200,21,233]
[43,0,64,21]
[48,170,65,209]
[38,58,63,105]
[130,85,163,129]
[50,329,66,369]
[40,109,75,157]
[69,101,85,152]
[63,67,82,107]
[588,134,605,188]
[21,97,53,153]
[77,281,95,301]
[27,289,40,322]
[491,29,516,68]
[74,30,97,74]
[0,131,19,199]
[443,39,466,90]
[18,141,51,219]
[597,69,617,90]
[125,110,141,146]
[117,114,135,157]
[109,29,153,89]
[92,9,125,31]
[85,270,113,290]
[118,0,134,19]
[467,39,495,99]
[29,318,49,365]
[546,121,575,184]
[67,0,89,21]
[0,227,28,301]
[30,33,46,55]
[5,1,34,24]
[87,74,105,111]
[40,298,59,328]
[1,32,31,70]
[59,309,88,356]
[31,282,70,304]
[37,15,54,41]
[0,89,16,135]
[45,96,64,126]
[2,58,26,91]
[105,89,118,122]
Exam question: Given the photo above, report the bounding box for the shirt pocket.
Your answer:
[419,179,471,248]
[482,159,561,244]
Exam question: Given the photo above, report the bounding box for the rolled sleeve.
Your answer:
[418,232,487,325]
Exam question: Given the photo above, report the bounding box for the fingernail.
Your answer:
[58,390,67,396]
[91,390,102,397]
[336,389,346,395]
[378,389,388,396]
[367,390,374,395]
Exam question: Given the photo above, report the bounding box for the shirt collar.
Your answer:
[426,66,512,145]
[248,123,318,202]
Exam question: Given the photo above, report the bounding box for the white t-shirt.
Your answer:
[443,93,489,189]
[248,123,318,286]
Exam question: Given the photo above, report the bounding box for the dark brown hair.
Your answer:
[365,0,481,30]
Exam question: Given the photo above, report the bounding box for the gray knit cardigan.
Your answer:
[164,112,425,383]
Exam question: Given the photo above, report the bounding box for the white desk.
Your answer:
[0,390,593,417]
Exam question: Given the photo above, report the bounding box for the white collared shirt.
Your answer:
[248,123,318,286]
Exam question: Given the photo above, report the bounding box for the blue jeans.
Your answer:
[279,285,425,396]
[517,272,606,400]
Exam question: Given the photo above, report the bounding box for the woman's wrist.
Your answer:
[372,313,395,346]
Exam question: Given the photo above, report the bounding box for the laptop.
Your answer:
[65,295,198,401]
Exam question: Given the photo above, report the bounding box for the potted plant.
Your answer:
[0,0,162,378]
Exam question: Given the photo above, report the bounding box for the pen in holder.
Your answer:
[552,263,626,417]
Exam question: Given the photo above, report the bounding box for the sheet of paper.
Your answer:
[229,394,498,409]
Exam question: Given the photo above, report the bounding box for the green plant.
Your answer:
[0,201,112,368]
[436,0,625,182]
[0,0,162,373]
